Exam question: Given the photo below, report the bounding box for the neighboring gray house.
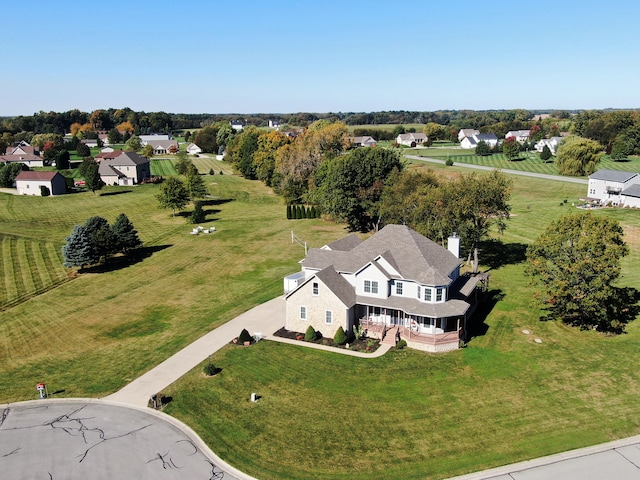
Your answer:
[458,129,479,142]
[15,171,67,196]
[140,134,171,143]
[284,225,487,352]
[505,130,530,143]
[587,170,640,207]
[144,139,178,155]
[186,143,202,155]
[351,136,378,147]
[396,132,427,147]
[0,154,45,168]
[99,151,151,186]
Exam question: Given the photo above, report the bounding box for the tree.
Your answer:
[174,150,193,175]
[156,176,190,216]
[54,149,70,170]
[190,201,206,224]
[475,140,491,156]
[185,166,207,199]
[446,170,512,272]
[0,162,27,188]
[525,213,630,331]
[556,137,602,176]
[142,144,154,157]
[225,126,261,179]
[80,158,103,193]
[111,213,142,254]
[314,147,403,232]
[84,216,116,262]
[540,145,553,162]
[502,137,520,160]
[124,135,142,152]
[107,128,123,145]
[423,122,444,141]
[610,134,633,161]
[62,224,99,270]
[76,142,91,158]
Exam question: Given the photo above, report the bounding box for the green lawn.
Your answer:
[3,162,640,479]
[161,165,640,479]
[408,147,640,177]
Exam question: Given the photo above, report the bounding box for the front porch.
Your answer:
[359,307,463,353]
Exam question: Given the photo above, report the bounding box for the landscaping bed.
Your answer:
[273,327,381,353]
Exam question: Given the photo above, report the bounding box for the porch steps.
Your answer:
[382,327,399,346]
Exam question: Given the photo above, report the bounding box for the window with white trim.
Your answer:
[396,282,403,295]
[417,286,421,299]
[436,287,444,302]
[312,282,319,295]
[325,310,333,324]
[371,281,378,294]
[424,287,432,302]
[300,306,307,320]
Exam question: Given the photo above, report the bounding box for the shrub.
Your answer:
[305,325,317,341]
[238,328,253,344]
[204,363,218,376]
[39,185,50,196]
[445,158,454,166]
[209,168,215,175]
[395,339,407,350]
[333,326,347,345]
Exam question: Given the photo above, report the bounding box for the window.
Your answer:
[396,282,403,295]
[325,310,333,324]
[436,287,444,302]
[417,286,421,299]
[371,281,378,294]
[312,282,319,295]
[424,288,432,302]
[364,280,379,294]
[300,306,307,320]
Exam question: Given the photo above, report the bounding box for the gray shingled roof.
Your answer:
[324,234,362,251]
[355,295,469,317]
[315,267,356,307]
[589,170,639,183]
[303,225,460,286]
[622,184,640,198]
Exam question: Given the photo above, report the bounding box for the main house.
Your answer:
[284,225,487,352]
[587,169,640,207]
[98,151,151,186]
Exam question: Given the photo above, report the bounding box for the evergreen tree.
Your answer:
[190,201,206,224]
[540,145,553,162]
[185,166,207,199]
[62,224,99,269]
[84,216,116,261]
[286,204,292,219]
[111,213,143,254]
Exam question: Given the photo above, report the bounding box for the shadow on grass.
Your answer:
[82,245,171,274]
[479,240,528,270]
[198,198,232,207]
[465,289,504,343]
[99,190,133,196]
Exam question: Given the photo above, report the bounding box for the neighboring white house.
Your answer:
[230,120,244,131]
[458,129,479,142]
[98,151,151,186]
[505,130,530,143]
[534,137,563,155]
[268,120,281,129]
[15,171,67,196]
[396,132,427,147]
[351,136,377,147]
[587,170,640,207]
[5,142,40,156]
[460,133,499,149]
[186,143,202,155]
[283,225,488,353]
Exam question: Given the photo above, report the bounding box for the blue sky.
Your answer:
[3,0,640,116]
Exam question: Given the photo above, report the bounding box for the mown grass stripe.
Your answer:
[19,238,42,293]
[2,237,19,303]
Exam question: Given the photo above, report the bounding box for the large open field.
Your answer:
[2,158,640,479]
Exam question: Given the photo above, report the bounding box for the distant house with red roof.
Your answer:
[94,150,124,162]
[15,171,67,196]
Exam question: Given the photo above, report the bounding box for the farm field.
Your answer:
[162,164,640,479]
[2,160,640,479]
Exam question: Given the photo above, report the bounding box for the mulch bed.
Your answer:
[273,327,381,353]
